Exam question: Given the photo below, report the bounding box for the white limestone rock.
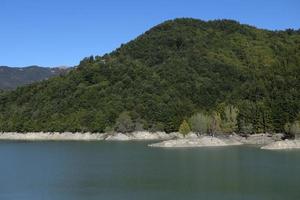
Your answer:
[149,136,242,148]
[0,132,106,141]
[105,133,131,141]
[261,140,300,150]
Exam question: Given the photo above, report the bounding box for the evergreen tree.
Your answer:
[179,120,191,137]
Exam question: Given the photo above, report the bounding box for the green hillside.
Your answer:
[0,18,299,133]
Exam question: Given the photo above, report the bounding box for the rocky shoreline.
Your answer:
[261,140,300,150]
[148,133,284,148]
[229,133,284,145]
[0,132,106,141]
[0,131,177,141]
[1,132,299,150]
[105,131,177,141]
[149,136,242,148]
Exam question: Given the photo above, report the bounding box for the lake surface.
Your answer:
[0,141,299,200]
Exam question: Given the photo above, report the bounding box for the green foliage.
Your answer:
[149,122,165,132]
[189,112,212,134]
[284,121,300,139]
[220,105,238,133]
[189,107,238,135]
[179,120,191,136]
[114,111,134,133]
[237,100,274,133]
[104,126,114,133]
[0,18,299,133]
[210,112,222,134]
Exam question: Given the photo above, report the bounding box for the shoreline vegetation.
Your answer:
[1,131,299,150]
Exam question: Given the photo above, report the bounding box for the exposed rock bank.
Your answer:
[105,133,131,141]
[0,132,106,141]
[103,131,179,141]
[261,140,300,150]
[0,132,289,150]
[230,133,284,145]
[149,136,242,148]
[0,131,178,141]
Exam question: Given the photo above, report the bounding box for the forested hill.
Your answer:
[0,18,299,133]
[0,66,70,90]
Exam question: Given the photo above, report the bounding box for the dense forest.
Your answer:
[0,18,299,134]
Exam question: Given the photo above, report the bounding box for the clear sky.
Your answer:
[1,0,299,67]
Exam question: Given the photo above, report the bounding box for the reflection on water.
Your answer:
[0,141,299,200]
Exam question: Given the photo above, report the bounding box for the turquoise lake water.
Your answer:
[0,141,299,200]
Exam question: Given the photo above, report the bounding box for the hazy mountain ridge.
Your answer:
[0,66,71,90]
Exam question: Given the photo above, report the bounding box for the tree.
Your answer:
[178,120,191,137]
[210,112,222,135]
[284,121,300,139]
[114,111,134,133]
[104,126,114,133]
[189,112,212,135]
[150,122,164,132]
[220,105,238,133]
[133,118,147,131]
[237,101,255,134]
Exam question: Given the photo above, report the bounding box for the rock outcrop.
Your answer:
[1,132,289,150]
[149,136,242,148]
[261,140,300,150]
[0,132,106,141]
[230,133,284,145]
[105,131,177,141]
[0,131,178,141]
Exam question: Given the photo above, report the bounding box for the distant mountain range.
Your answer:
[0,66,71,90]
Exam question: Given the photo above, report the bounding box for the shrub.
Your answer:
[220,105,238,133]
[210,112,222,135]
[150,122,165,132]
[284,121,300,139]
[178,120,191,137]
[189,112,212,134]
[114,111,134,133]
[104,126,114,133]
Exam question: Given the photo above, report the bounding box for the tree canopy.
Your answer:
[0,18,299,133]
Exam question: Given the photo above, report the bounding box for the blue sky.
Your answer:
[0,0,299,67]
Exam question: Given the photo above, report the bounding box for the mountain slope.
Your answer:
[0,66,70,90]
[0,18,299,132]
